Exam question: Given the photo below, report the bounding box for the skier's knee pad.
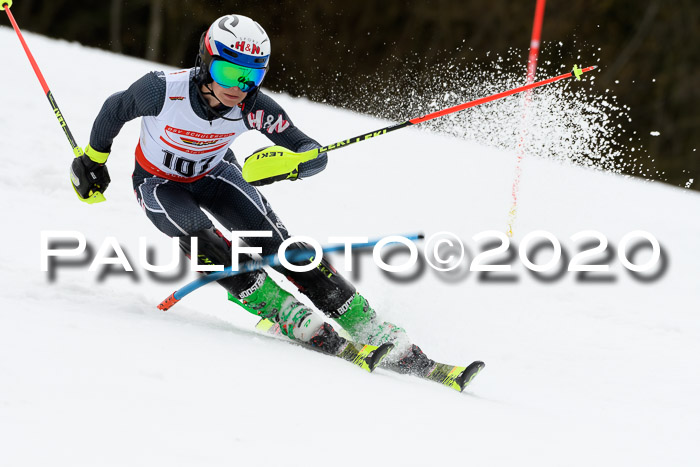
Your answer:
[272,241,356,317]
[178,226,263,296]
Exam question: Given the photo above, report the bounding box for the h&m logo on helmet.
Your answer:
[233,40,262,55]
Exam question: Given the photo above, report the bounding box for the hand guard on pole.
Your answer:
[242,145,318,186]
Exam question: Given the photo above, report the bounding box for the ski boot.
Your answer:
[228,274,324,342]
[231,277,394,370]
[333,292,413,362]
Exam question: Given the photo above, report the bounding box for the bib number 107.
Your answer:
[162,150,217,177]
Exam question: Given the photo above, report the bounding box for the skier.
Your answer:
[69,14,433,373]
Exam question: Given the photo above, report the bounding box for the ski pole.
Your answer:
[158,233,423,311]
[2,2,105,203]
[323,65,595,152]
[243,65,596,184]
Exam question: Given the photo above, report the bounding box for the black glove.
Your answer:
[70,154,111,200]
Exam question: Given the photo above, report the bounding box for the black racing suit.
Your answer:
[89,69,355,317]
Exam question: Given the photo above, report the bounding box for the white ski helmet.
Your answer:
[197,14,271,92]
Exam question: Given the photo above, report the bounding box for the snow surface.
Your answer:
[1,27,699,467]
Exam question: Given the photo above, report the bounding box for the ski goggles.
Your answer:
[209,59,265,92]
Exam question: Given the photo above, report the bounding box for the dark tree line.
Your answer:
[5,0,699,190]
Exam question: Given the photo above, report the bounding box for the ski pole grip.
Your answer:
[1,1,13,11]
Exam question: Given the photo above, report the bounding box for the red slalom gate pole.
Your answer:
[507,0,547,237]
[526,0,546,84]
[2,1,84,159]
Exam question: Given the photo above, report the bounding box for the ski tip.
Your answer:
[366,342,395,372]
[455,360,485,392]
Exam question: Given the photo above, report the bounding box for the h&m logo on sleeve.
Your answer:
[247,110,290,134]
